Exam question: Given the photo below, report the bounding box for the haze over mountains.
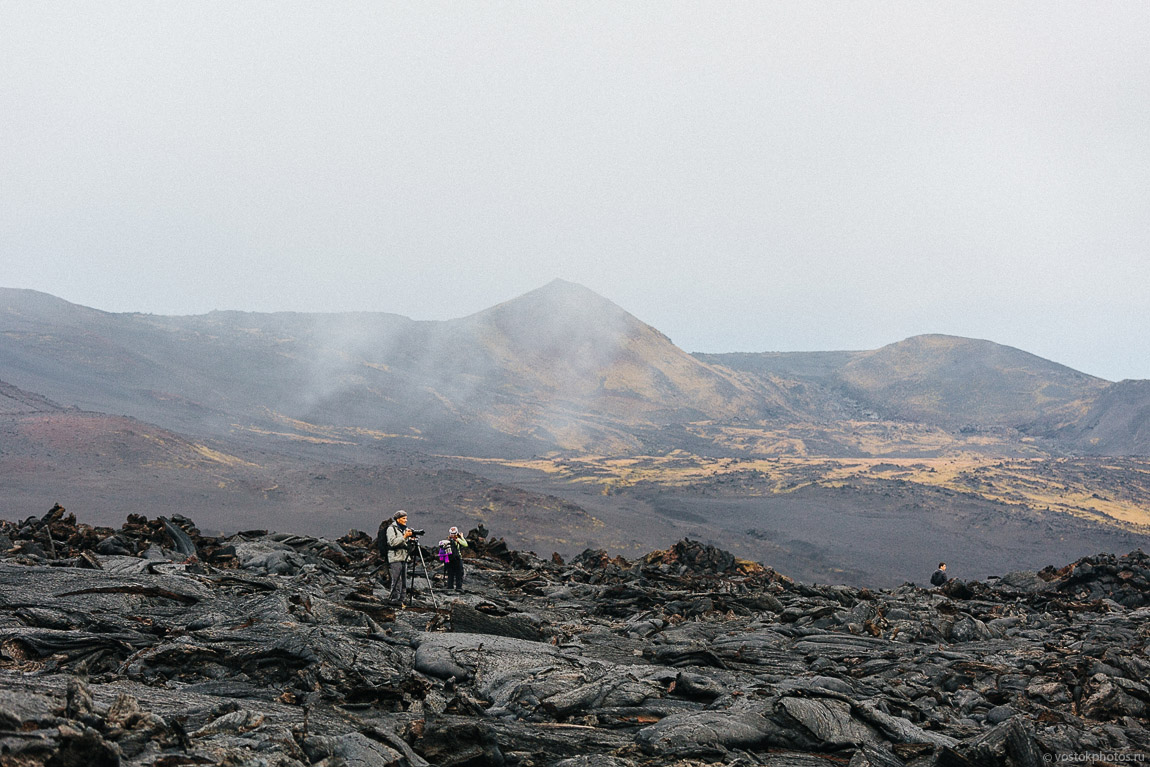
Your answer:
[2,281,1148,585]
[2,280,1145,455]
[3,281,757,456]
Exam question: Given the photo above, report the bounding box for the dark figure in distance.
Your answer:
[931,562,949,587]
[384,511,414,605]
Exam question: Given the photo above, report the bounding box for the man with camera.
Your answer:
[384,510,423,606]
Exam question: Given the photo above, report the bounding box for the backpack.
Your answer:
[377,522,390,564]
[437,541,450,563]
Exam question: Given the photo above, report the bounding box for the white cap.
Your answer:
[449,526,459,534]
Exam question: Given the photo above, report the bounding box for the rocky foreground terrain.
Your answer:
[1,506,1148,766]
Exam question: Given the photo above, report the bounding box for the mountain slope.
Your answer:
[0,380,69,415]
[703,335,1111,431]
[837,334,1109,427]
[0,284,781,455]
[4,286,1146,456]
[1042,379,1150,455]
[0,379,604,552]
[441,280,785,449]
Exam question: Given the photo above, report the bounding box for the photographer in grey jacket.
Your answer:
[384,510,414,605]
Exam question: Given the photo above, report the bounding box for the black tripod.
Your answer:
[407,542,440,610]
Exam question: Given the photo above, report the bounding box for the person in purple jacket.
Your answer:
[444,526,469,591]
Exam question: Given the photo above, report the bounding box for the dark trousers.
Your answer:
[387,561,408,603]
[446,558,464,590]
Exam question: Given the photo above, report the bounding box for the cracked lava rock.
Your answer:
[1,504,1149,765]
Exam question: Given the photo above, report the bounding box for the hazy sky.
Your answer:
[3,4,1148,380]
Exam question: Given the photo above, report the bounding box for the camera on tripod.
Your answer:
[407,528,425,541]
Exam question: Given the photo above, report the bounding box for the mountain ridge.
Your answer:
[0,284,1145,456]
[703,333,1111,433]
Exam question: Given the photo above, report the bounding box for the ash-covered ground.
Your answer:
[1,505,1148,766]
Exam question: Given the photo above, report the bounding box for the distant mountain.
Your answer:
[442,280,787,450]
[0,285,534,453]
[0,281,796,456]
[703,334,1112,432]
[1040,379,1150,455]
[0,380,245,471]
[837,334,1108,428]
[2,284,1147,456]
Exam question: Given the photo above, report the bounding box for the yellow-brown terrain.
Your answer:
[485,451,1150,533]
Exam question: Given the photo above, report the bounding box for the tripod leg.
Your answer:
[417,546,439,610]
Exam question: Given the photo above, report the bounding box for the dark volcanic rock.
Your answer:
[1,506,1149,765]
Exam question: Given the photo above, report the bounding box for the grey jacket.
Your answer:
[386,523,411,563]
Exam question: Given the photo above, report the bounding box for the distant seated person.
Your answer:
[930,562,949,587]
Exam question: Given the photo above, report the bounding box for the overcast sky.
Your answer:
[2,3,1148,381]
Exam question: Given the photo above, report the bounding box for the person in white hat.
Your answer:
[444,526,469,591]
